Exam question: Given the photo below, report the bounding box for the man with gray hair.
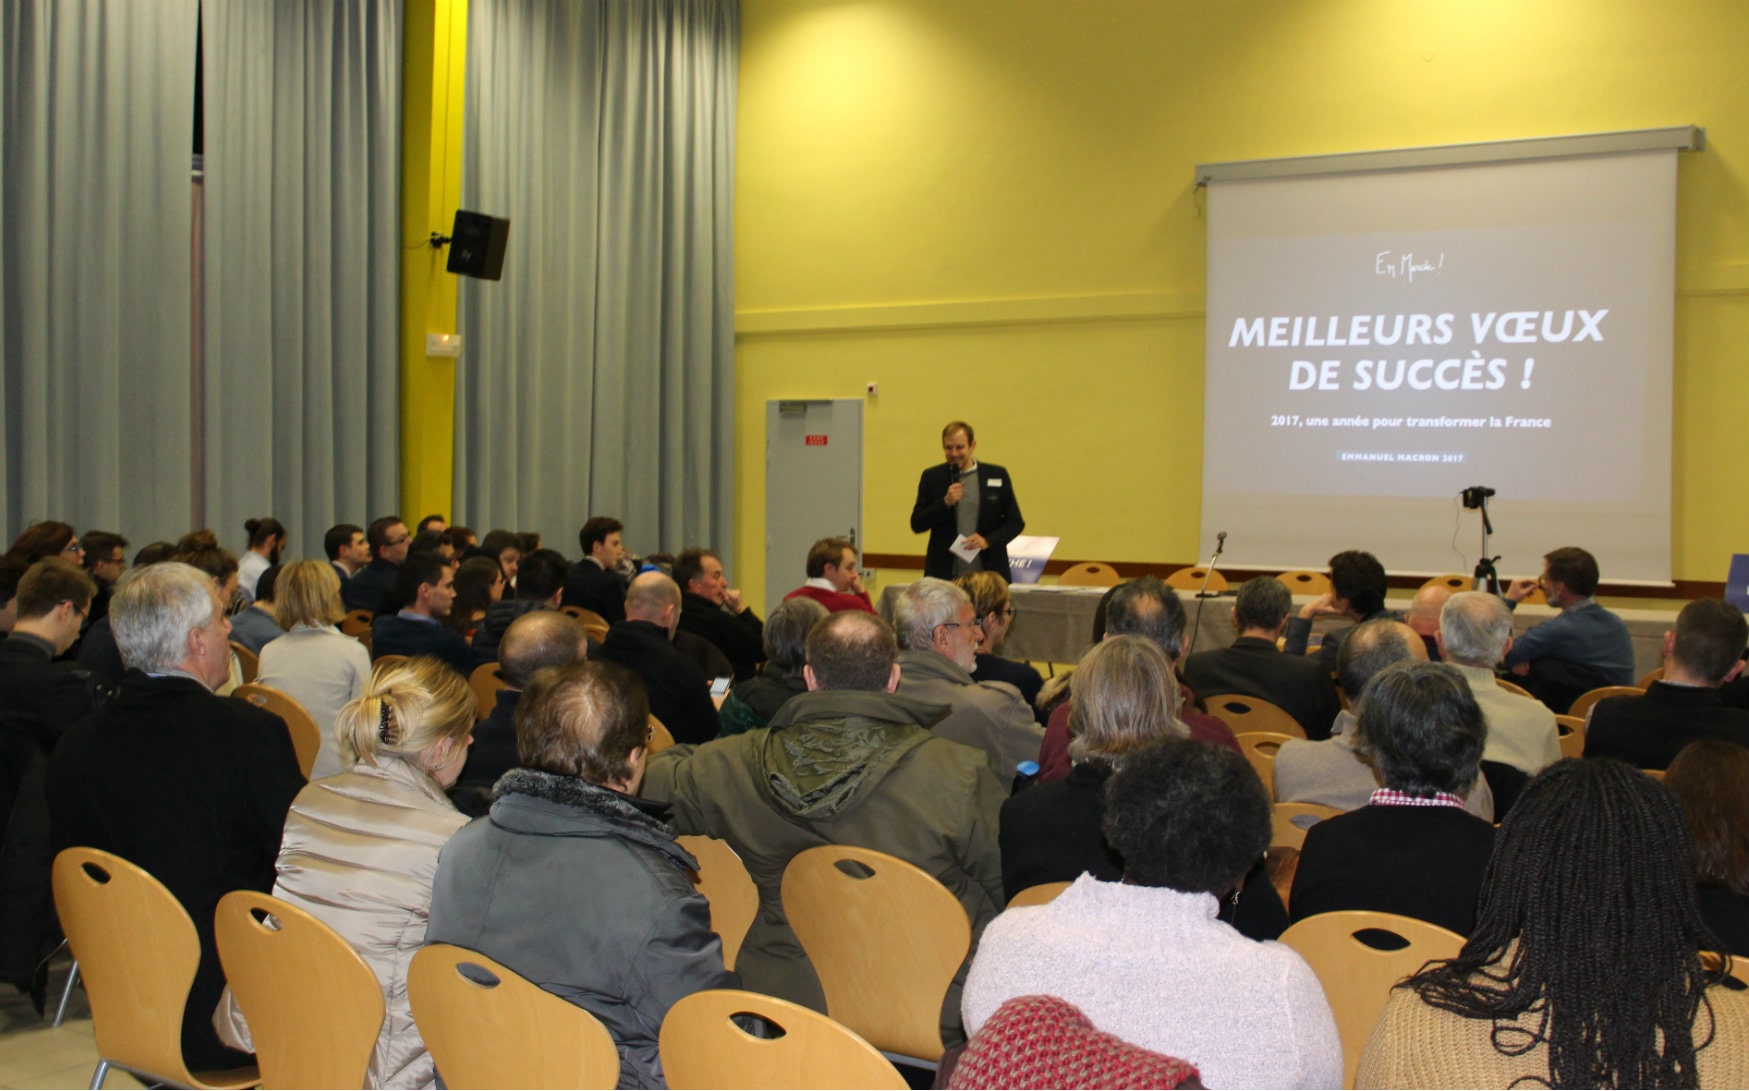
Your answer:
[716,596,828,736]
[1182,576,1342,739]
[892,577,1042,776]
[595,571,721,745]
[47,562,304,1070]
[1273,618,1493,819]
[1438,591,1560,777]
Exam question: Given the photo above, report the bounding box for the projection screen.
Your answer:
[1200,142,1679,583]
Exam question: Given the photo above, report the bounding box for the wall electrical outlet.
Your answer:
[865,381,878,396]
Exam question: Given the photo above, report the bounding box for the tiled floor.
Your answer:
[0,956,143,1090]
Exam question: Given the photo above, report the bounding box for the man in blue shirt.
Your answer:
[1503,546,1634,711]
[369,551,474,677]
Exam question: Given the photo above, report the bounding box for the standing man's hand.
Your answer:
[945,481,964,506]
[723,588,748,614]
[962,533,989,552]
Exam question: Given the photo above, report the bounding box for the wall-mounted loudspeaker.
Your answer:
[446,210,510,281]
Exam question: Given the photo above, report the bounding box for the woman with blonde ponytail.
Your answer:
[216,656,477,1088]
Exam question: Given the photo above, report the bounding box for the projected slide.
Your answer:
[1202,150,1674,580]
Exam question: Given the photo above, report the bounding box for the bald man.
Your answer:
[593,572,721,744]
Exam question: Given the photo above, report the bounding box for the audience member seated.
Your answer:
[344,515,411,613]
[674,547,766,682]
[0,555,28,637]
[1356,758,1749,1088]
[256,560,373,779]
[1182,575,1341,738]
[562,516,630,624]
[445,524,477,551]
[1502,545,1635,708]
[451,610,589,815]
[76,541,178,682]
[1404,583,1451,661]
[894,577,1043,778]
[324,522,369,596]
[416,514,447,535]
[1275,619,1494,820]
[1664,739,1749,957]
[216,657,473,1087]
[236,517,285,603]
[1437,591,1560,778]
[77,529,128,627]
[964,737,1342,1089]
[1001,636,1287,940]
[46,562,304,1070]
[1585,598,1749,769]
[428,660,735,1088]
[445,555,504,643]
[5,521,82,565]
[958,570,1044,717]
[947,995,1203,1091]
[595,572,721,744]
[227,563,286,654]
[645,609,1001,1032]
[370,552,474,678]
[1039,578,1238,782]
[410,528,455,563]
[782,536,874,614]
[1283,549,1397,677]
[715,596,825,736]
[470,548,570,662]
[1290,661,1495,936]
[0,559,110,750]
[477,529,522,590]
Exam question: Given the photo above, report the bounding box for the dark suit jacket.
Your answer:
[1290,804,1495,937]
[561,559,627,625]
[46,672,305,1069]
[342,556,399,613]
[594,621,722,745]
[1182,636,1342,740]
[0,633,113,750]
[910,461,1025,581]
[677,592,765,682]
[1583,682,1749,769]
[371,613,477,678]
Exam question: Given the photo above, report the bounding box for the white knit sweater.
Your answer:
[962,874,1343,1089]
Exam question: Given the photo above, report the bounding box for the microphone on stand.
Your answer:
[1189,531,1229,654]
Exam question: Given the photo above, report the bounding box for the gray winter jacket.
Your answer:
[427,769,735,1089]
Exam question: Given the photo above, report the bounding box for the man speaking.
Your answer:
[910,420,1025,581]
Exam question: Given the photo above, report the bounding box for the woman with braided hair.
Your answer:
[1357,758,1749,1089]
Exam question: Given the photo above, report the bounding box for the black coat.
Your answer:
[1182,636,1343,740]
[342,557,399,614]
[1583,682,1749,770]
[0,633,113,751]
[677,592,765,683]
[47,672,305,1069]
[1290,804,1495,937]
[371,613,477,679]
[561,560,627,625]
[910,461,1025,581]
[594,621,722,745]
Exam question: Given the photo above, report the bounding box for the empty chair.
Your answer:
[676,835,759,972]
[1279,910,1465,1089]
[229,642,259,684]
[1277,569,1333,596]
[1164,566,1228,592]
[660,988,906,1090]
[1271,802,1342,853]
[1057,562,1121,588]
[232,683,321,780]
[214,891,382,1089]
[1236,731,1297,802]
[782,845,972,1064]
[1205,694,1306,739]
[409,944,619,1090]
[52,847,260,1090]
[1005,880,1072,909]
[1569,684,1644,723]
[1421,574,1472,593]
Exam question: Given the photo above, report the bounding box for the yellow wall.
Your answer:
[734,0,1749,609]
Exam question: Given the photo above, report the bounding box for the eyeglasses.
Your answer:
[61,540,84,556]
[936,620,983,634]
[384,534,411,547]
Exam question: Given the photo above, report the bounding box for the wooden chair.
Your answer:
[1235,731,1296,802]
[1005,880,1072,909]
[409,944,619,1090]
[661,988,906,1090]
[1555,714,1585,760]
[214,891,383,1089]
[1638,665,1665,689]
[228,641,259,684]
[1164,566,1228,592]
[647,715,676,755]
[676,835,759,972]
[1496,677,1534,700]
[1271,802,1342,853]
[339,608,373,640]
[1279,910,1465,1089]
[782,845,971,1065]
[1276,569,1333,596]
[1642,767,1667,782]
[1421,574,1471,592]
[232,683,322,780]
[1057,562,1121,588]
[560,604,612,641]
[1568,684,1644,723]
[469,662,507,721]
[51,848,260,1090]
[1204,694,1306,739]
[372,653,410,674]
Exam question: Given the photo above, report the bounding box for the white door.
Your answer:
[765,400,863,616]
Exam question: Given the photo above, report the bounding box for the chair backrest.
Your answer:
[1276,569,1333,596]
[408,944,619,1090]
[560,605,612,641]
[233,683,322,780]
[1005,880,1072,909]
[660,988,907,1090]
[228,641,259,684]
[1642,767,1667,782]
[52,847,259,1088]
[1421,574,1471,593]
[1279,910,1465,1089]
[1234,731,1297,803]
[1204,694,1306,739]
[1496,677,1534,700]
[214,890,383,1089]
[781,845,971,1062]
[1569,684,1644,724]
[1057,562,1121,588]
[676,835,759,972]
[469,662,506,722]
[339,608,373,639]
[1637,665,1665,689]
[1270,801,1342,853]
[647,715,676,755]
[1163,566,1228,592]
[1555,714,1585,760]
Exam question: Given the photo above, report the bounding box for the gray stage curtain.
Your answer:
[0,1,198,546]
[201,0,402,564]
[455,0,737,565]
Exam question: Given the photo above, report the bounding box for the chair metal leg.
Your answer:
[88,1058,109,1090]
[52,959,80,1027]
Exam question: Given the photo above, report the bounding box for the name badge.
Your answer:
[987,478,1003,487]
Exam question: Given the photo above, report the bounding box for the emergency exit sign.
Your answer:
[804,435,829,446]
